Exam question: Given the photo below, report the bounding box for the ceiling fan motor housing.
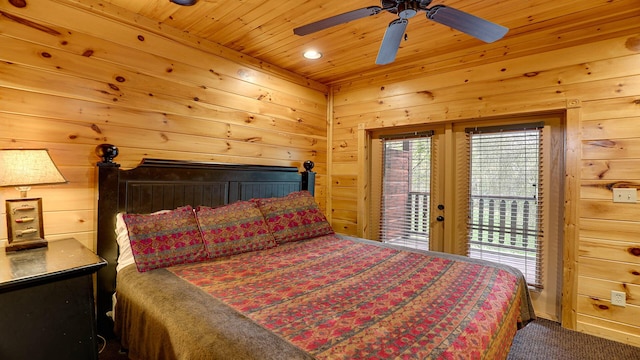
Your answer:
[383,0,432,17]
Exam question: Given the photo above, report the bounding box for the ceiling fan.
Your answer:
[293,0,508,65]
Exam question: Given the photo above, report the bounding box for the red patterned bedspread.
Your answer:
[169,235,529,359]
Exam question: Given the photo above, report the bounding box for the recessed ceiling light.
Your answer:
[303,50,322,60]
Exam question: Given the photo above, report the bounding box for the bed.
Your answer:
[95,144,535,360]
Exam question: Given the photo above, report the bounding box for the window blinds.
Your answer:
[466,123,544,288]
[379,132,432,251]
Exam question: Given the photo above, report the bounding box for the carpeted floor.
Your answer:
[99,318,640,359]
[508,318,640,360]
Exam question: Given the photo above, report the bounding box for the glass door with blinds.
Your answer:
[368,126,445,252]
[379,133,433,250]
[466,123,544,289]
[452,114,565,321]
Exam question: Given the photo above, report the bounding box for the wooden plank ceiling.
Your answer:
[96,0,638,85]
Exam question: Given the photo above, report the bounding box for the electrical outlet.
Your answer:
[612,188,637,203]
[611,290,626,307]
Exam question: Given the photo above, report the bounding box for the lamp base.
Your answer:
[5,239,48,252]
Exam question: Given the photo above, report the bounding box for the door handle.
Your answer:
[436,216,444,222]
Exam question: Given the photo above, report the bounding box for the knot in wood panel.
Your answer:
[9,0,26,8]
[625,36,640,52]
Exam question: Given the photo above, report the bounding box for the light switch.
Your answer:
[612,188,637,203]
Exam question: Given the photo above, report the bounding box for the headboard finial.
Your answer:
[96,144,120,166]
[303,160,315,172]
[301,160,315,195]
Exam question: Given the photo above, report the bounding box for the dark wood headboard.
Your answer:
[94,144,315,335]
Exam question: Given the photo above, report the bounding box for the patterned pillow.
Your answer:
[254,191,334,244]
[196,201,277,258]
[122,205,207,272]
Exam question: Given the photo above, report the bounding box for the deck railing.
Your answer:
[468,195,539,254]
[383,192,540,285]
[382,191,430,250]
[468,194,540,286]
[407,191,430,237]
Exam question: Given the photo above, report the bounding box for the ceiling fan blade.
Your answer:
[294,6,383,36]
[427,5,508,43]
[376,18,409,65]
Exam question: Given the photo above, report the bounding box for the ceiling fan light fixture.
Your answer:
[399,9,417,19]
[303,50,323,60]
[397,1,418,19]
[170,0,198,6]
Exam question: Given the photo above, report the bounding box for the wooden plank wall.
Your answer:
[329,17,640,348]
[0,0,328,250]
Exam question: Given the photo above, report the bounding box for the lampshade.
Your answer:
[0,149,68,188]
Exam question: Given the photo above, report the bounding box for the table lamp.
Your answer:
[0,149,68,252]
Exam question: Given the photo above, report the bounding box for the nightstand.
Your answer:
[0,238,107,360]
